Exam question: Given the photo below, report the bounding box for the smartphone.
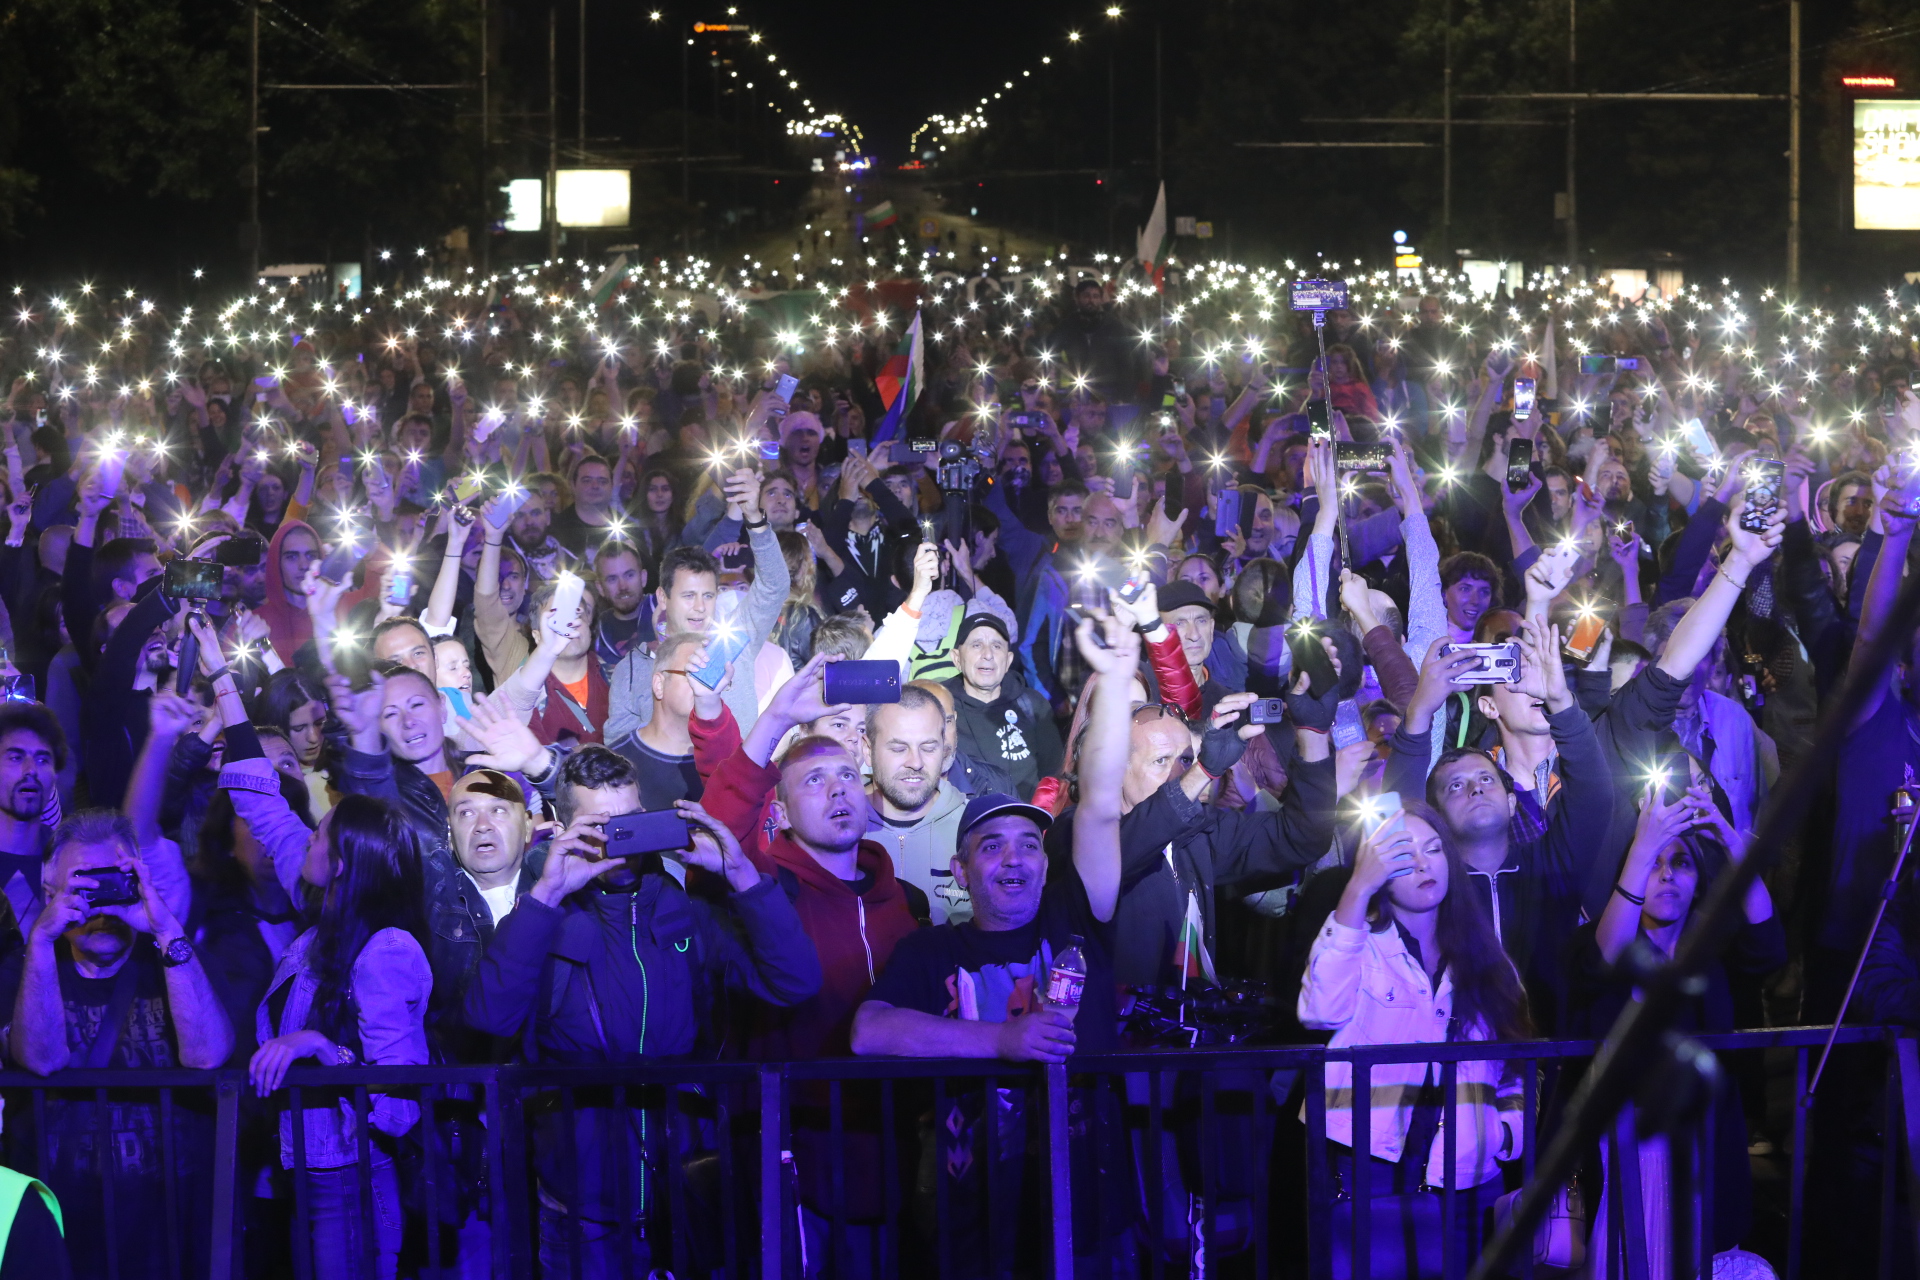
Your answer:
[317,539,360,586]
[1646,752,1689,804]
[216,531,265,567]
[773,373,800,404]
[846,438,869,459]
[1286,623,1340,700]
[692,625,753,689]
[1681,416,1717,458]
[452,472,489,506]
[1335,440,1390,472]
[1562,607,1608,664]
[1506,437,1534,492]
[1110,452,1134,501]
[823,659,902,705]
[603,810,692,861]
[756,439,782,471]
[1739,458,1786,532]
[1437,641,1521,684]
[386,563,414,607]
[1578,354,1616,376]
[1290,280,1349,312]
[0,674,33,704]
[1172,379,1187,401]
[34,410,46,429]
[76,868,140,909]
[1006,412,1033,431]
[1363,790,1406,844]
[1512,378,1537,423]
[1213,487,1242,540]
[162,558,225,601]
[1616,356,1644,373]
[485,486,530,530]
[1247,697,1289,725]
[1307,400,1331,442]
[1330,699,1367,749]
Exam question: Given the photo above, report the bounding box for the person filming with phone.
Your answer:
[463,746,820,1275]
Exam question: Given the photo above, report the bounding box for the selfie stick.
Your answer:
[175,608,201,696]
[1803,785,1920,1102]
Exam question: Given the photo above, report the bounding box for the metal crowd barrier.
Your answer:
[0,1025,1909,1279]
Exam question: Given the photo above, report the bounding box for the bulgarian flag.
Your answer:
[586,253,628,308]
[1136,182,1169,291]
[1172,886,1216,989]
[868,200,899,228]
[871,311,923,445]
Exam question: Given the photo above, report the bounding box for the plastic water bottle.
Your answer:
[1045,937,1088,1023]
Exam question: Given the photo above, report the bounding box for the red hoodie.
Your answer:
[698,740,921,1061]
[257,518,318,665]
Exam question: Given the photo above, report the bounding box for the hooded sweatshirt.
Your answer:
[866,781,971,924]
[257,518,318,665]
[943,672,1063,801]
[698,743,921,1061]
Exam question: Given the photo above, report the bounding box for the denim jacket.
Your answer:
[257,927,433,1170]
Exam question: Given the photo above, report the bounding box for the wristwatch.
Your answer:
[154,935,194,968]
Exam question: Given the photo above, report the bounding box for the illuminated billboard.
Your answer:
[555,169,631,228]
[1854,100,1920,230]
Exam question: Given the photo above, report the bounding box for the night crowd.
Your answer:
[0,252,1910,1279]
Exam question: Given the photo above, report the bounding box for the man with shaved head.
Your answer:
[698,654,923,1269]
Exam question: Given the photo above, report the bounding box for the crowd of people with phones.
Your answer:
[0,251,1910,1277]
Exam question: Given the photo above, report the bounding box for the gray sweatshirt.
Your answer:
[605,520,791,741]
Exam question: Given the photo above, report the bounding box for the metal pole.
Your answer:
[547,3,558,259]
[249,1,260,281]
[1565,0,1578,270]
[479,0,490,274]
[1788,0,1802,291]
[1154,19,1163,184]
[1107,32,1116,251]
[681,23,690,255]
[577,0,586,157]
[1442,0,1452,261]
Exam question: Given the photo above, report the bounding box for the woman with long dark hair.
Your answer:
[632,465,684,576]
[248,794,432,1280]
[1569,780,1784,1278]
[1299,800,1531,1278]
[258,668,332,816]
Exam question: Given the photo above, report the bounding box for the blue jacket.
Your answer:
[463,871,821,1221]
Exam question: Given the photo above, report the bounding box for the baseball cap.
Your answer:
[956,792,1053,845]
[1156,581,1213,615]
[955,612,1011,647]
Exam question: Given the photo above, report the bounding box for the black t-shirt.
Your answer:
[868,866,1118,1054]
[615,734,703,809]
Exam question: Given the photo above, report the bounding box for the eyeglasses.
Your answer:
[1131,701,1190,726]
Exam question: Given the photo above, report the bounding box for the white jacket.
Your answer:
[1298,914,1525,1190]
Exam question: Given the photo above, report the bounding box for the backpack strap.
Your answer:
[0,1165,62,1250]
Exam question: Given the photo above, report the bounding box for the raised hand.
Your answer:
[1072,601,1140,677]
[673,799,759,891]
[327,670,387,752]
[455,690,549,774]
[1517,618,1572,714]
[763,653,852,729]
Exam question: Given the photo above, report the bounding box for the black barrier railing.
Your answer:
[0,1025,1909,1279]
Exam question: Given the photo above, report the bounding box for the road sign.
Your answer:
[1195,222,1214,239]
[1174,216,1197,236]
[919,218,939,238]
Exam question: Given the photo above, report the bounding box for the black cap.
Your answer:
[956,792,1053,845]
[1156,581,1213,615]
[955,612,1011,646]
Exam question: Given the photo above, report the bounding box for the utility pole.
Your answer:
[1788,0,1802,291]
[1442,0,1452,262]
[1154,19,1163,184]
[1565,0,1579,270]
[681,25,690,255]
[249,1,261,280]
[480,0,490,274]
[547,4,559,259]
